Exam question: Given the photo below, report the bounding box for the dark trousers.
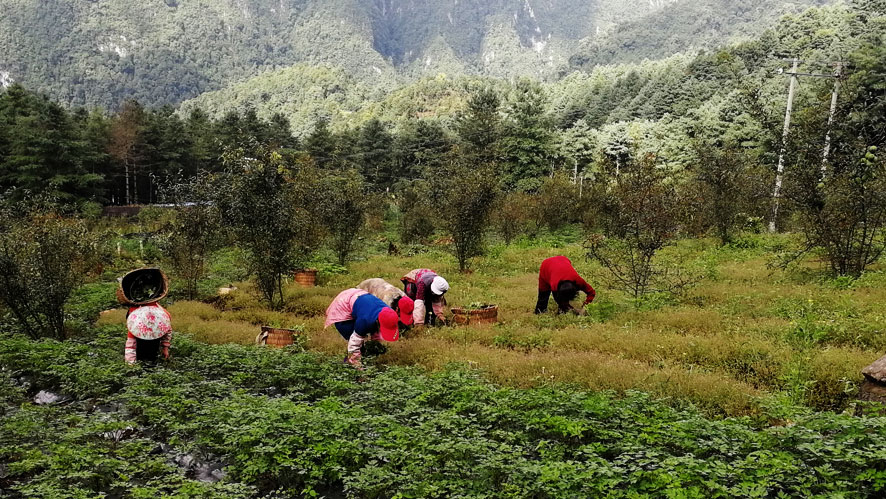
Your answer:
[135,337,161,363]
[534,290,572,314]
[334,320,356,340]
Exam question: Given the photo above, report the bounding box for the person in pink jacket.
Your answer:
[325,288,400,368]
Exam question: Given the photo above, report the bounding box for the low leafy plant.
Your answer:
[2,328,886,498]
[582,298,619,322]
[492,328,552,352]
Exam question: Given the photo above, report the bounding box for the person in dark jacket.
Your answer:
[401,268,449,326]
[535,256,596,314]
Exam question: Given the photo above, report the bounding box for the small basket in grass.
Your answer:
[256,324,306,350]
[451,303,498,326]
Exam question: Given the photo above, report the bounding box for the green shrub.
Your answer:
[0,206,105,339]
[583,298,619,322]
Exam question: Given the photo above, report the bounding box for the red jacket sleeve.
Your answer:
[576,275,596,303]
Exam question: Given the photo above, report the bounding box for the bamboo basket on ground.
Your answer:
[451,304,498,326]
[294,269,318,287]
[257,326,298,348]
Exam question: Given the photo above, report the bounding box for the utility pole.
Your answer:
[769,58,798,234]
[821,61,843,176]
[573,158,578,184]
[768,58,844,233]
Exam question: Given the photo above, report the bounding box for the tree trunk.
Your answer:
[125,160,131,205]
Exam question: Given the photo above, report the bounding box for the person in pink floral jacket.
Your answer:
[118,268,172,364]
[125,303,172,364]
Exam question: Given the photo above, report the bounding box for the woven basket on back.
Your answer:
[117,268,169,306]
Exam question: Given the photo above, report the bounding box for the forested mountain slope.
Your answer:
[182,2,856,139]
[569,0,834,69]
[0,0,397,108]
[0,0,830,109]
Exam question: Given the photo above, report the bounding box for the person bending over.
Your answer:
[325,288,400,368]
[535,256,596,315]
[401,268,449,326]
[357,278,415,327]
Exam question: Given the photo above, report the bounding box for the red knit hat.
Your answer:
[378,307,400,342]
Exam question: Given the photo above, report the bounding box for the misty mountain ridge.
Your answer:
[0,0,831,109]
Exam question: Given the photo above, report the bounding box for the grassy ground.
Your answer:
[96,234,883,417]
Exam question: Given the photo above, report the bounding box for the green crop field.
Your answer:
[93,234,883,417]
[2,320,886,498]
[5,222,886,497]
[3,232,886,497]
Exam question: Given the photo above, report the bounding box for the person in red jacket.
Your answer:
[535,255,596,314]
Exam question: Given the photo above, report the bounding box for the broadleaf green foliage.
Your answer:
[313,169,368,266]
[586,154,693,298]
[0,204,105,340]
[781,31,886,276]
[2,329,886,497]
[216,147,317,309]
[158,172,223,300]
[430,158,498,271]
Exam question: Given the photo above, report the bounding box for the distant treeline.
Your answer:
[0,79,568,206]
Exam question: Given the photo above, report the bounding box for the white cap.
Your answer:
[431,276,449,295]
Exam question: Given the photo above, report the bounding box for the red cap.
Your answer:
[378,307,400,342]
[397,296,415,326]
